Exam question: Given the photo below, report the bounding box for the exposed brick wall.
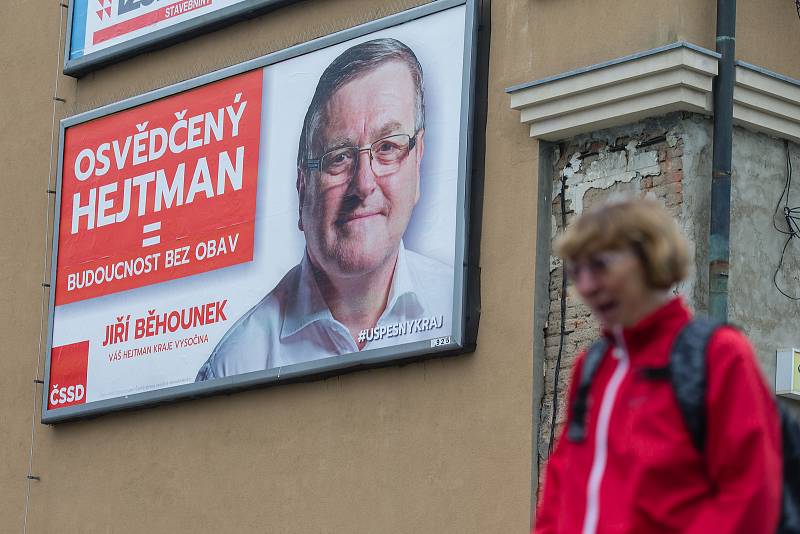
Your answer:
[537,115,691,490]
[534,113,800,500]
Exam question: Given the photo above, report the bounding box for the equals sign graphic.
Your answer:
[142,222,161,247]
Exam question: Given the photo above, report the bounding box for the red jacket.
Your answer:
[533,298,782,534]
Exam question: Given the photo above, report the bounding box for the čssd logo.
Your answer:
[48,341,89,410]
[49,384,86,407]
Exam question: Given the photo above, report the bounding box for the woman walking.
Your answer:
[534,198,782,534]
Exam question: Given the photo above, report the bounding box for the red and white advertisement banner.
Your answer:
[69,0,249,62]
[49,3,467,417]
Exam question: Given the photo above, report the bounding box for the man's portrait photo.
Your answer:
[196,35,458,381]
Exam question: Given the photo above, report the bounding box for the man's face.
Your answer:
[298,60,424,279]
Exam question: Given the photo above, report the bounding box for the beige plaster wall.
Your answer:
[507,0,716,85]
[5,0,798,532]
[2,1,538,532]
[0,1,77,530]
[737,0,800,80]
[514,0,800,87]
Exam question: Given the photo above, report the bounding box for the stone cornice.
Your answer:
[509,43,800,144]
[507,42,720,141]
[734,61,800,143]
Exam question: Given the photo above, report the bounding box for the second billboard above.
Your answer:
[64,0,293,75]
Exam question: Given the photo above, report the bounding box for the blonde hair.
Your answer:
[554,198,689,289]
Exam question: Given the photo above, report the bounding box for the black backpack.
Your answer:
[566,318,800,534]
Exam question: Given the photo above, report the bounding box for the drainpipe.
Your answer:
[709,0,736,321]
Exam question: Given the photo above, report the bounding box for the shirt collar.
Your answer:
[280,253,332,340]
[384,242,427,319]
[602,296,692,353]
[281,241,426,340]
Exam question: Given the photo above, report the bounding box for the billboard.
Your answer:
[44,0,477,422]
[64,0,293,76]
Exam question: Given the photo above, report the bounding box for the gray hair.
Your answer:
[297,38,425,169]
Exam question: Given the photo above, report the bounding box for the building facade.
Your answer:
[2,0,800,532]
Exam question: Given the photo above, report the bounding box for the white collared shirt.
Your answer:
[195,243,453,381]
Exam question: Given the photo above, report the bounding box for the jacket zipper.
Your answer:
[581,328,630,534]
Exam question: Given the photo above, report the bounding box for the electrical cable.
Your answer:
[23,3,67,532]
[773,139,800,300]
[548,172,568,455]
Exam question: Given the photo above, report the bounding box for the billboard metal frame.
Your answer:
[44,0,479,424]
[63,0,296,77]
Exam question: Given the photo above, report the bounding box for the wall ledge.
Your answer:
[508,43,800,144]
[507,42,719,141]
[734,61,800,143]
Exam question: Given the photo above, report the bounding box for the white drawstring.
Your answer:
[581,327,630,534]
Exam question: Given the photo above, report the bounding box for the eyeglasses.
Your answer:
[304,133,418,188]
[564,251,630,281]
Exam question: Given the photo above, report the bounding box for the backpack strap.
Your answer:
[566,338,609,443]
[668,317,723,451]
[778,403,800,533]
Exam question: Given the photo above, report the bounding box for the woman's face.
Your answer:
[567,248,662,329]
